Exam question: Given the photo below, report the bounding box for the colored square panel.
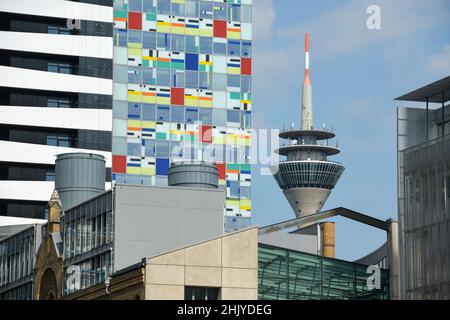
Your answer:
[213,20,227,38]
[156,158,169,176]
[200,125,213,143]
[171,87,185,105]
[112,155,126,173]
[241,58,252,75]
[185,53,199,71]
[128,12,142,30]
[216,162,226,180]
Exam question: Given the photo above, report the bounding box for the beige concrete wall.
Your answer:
[145,227,258,300]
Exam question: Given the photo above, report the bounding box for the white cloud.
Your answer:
[252,0,276,44]
[252,0,450,104]
[426,44,450,76]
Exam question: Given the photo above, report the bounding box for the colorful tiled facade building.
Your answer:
[112,0,252,231]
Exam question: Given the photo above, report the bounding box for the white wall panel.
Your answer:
[0,140,112,168]
[0,106,112,131]
[0,0,112,23]
[0,181,111,202]
[0,31,112,59]
[0,66,112,95]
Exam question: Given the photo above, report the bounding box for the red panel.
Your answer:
[241,58,252,75]
[213,20,227,38]
[200,125,213,143]
[215,162,226,180]
[171,87,184,105]
[128,12,142,30]
[112,155,126,174]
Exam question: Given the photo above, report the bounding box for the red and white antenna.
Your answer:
[301,32,313,130]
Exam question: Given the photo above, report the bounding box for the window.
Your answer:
[143,67,156,84]
[199,37,213,54]
[227,110,240,123]
[171,106,184,123]
[156,140,170,157]
[157,33,170,50]
[228,181,239,198]
[185,71,198,88]
[128,30,142,44]
[213,73,227,91]
[47,62,73,74]
[241,76,251,93]
[200,1,213,18]
[142,103,155,120]
[157,105,170,121]
[228,40,240,56]
[227,75,240,88]
[228,3,241,22]
[129,0,142,12]
[128,142,141,156]
[144,139,155,157]
[128,66,141,83]
[186,108,198,123]
[241,5,252,23]
[185,0,199,17]
[185,35,199,53]
[128,102,141,119]
[143,31,156,49]
[185,287,219,300]
[157,68,170,86]
[242,41,252,57]
[199,108,212,125]
[47,134,71,147]
[199,72,212,89]
[171,34,185,52]
[46,171,55,181]
[171,70,185,87]
[213,41,226,55]
[213,3,226,20]
[172,2,184,16]
[157,0,170,14]
[47,98,71,108]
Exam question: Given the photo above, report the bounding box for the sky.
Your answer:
[250,0,450,260]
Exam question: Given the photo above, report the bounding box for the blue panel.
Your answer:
[156,158,169,176]
[185,53,199,71]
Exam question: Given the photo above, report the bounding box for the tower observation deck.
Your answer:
[270,33,345,218]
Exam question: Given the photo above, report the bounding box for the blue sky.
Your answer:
[250,0,450,260]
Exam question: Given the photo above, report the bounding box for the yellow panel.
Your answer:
[142,95,156,103]
[141,167,156,176]
[198,100,213,108]
[126,167,141,175]
[198,29,213,37]
[141,121,156,129]
[127,93,142,103]
[128,42,142,49]
[156,23,171,33]
[128,48,141,56]
[156,97,170,105]
[227,32,241,40]
[171,26,185,34]
[127,120,141,128]
[184,28,199,36]
[227,67,241,75]
[184,96,198,107]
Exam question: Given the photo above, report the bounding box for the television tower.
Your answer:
[270,33,345,218]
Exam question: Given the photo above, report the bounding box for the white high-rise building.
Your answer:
[0,0,113,219]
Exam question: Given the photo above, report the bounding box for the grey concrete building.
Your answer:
[396,76,450,299]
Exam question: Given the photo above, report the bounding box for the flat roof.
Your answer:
[395,76,450,103]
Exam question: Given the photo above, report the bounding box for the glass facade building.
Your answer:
[0,225,41,300]
[112,0,253,231]
[62,191,113,295]
[258,244,389,300]
[398,104,450,299]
